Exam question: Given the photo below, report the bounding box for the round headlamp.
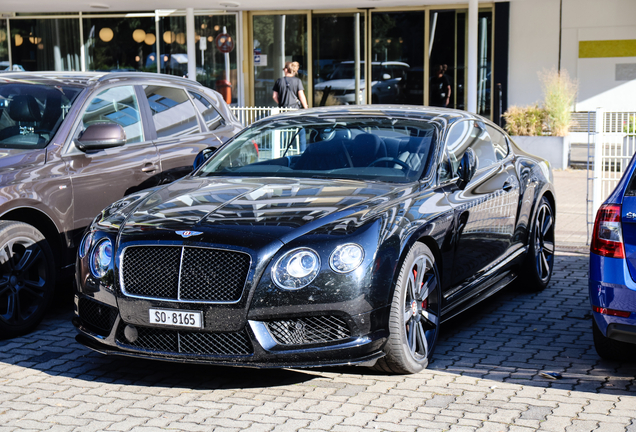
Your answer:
[272,248,320,290]
[330,243,364,273]
[90,238,113,278]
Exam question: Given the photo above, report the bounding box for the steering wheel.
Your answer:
[368,157,410,170]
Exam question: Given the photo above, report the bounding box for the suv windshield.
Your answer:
[0,83,82,149]
[197,117,438,183]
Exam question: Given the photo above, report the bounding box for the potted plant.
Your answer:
[504,69,577,170]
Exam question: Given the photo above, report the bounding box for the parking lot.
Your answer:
[1,169,635,432]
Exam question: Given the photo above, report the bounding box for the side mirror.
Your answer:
[76,123,126,151]
[193,147,217,171]
[456,147,477,190]
[382,73,392,80]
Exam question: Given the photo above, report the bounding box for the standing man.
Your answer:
[273,61,309,109]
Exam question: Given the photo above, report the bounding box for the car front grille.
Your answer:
[116,324,254,356]
[264,315,352,346]
[78,298,118,336]
[121,246,251,302]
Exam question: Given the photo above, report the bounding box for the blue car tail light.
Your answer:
[591,204,625,259]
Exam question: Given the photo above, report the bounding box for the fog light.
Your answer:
[124,325,138,343]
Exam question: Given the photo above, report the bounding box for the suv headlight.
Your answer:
[90,238,113,278]
[79,232,94,259]
[272,248,320,290]
[329,243,364,273]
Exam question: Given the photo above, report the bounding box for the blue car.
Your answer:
[590,155,636,359]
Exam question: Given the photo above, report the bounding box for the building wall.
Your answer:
[509,0,636,112]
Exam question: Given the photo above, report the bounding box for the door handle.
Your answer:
[141,164,158,173]
[502,182,514,192]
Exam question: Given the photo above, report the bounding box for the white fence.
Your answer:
[230,107,297,127]
[588,110,636,239]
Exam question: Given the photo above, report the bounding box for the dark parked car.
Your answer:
[74,106,555,374]
[590,152,636,359]
[0,71,242,337]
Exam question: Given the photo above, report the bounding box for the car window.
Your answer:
[142,86,200,139]
[0,83,81,149]
[485,125,510,161]
[78,85,143,144]
[446,120,497,173]
[196,117,438,184]
[188,91,225,131]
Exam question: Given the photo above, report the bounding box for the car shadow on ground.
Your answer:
[1,252,634,394]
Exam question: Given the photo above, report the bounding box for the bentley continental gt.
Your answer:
[74,106,555,374]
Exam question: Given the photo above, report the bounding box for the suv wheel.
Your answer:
[0,221,56,338]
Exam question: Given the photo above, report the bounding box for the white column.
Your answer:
[186,8,197,81]
[354,13,361,104]
[467,0,478,113]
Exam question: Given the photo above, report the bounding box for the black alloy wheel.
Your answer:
[0,221,56,338]
[523,196,555,291]
[375,242,441,374]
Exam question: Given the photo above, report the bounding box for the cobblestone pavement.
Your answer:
[1,174,635,431]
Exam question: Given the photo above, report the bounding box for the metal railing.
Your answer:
[230,107,297,127]
[589,111,636,239]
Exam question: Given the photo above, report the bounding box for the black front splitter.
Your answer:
[75,334,384,369]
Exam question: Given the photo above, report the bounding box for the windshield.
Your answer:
[196,117,438,183]
[0,83,82,149]
[329,63,366,81]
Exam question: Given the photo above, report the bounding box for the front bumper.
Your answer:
[73,293,389,368]
[589,253,636,342]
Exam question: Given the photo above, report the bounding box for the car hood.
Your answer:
[115,176,411,244]
[0,148,45,169]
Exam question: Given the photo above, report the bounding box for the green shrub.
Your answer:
[540,69,577,136]
[624,116,636,134]
[503,68,577,137]
[503,104,547,136]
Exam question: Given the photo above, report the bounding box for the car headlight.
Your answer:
[330,243,364,273]
[90,238,113,278]
[79,232,94,259]
[272,248,320,290]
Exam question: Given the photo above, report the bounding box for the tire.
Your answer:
[374,242,441,374]
[0,221,56,338]
[592,319,636,361]
[521,196,555,291]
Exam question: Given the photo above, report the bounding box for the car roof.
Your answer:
[255,105,479,125]
[0,71,203,88]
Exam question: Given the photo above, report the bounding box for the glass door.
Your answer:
[312,12,366,106]
[252,13,308,107]
[370,11,424,105]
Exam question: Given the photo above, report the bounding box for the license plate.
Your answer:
[149,308,203,328]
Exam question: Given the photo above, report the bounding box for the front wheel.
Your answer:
[374,242,441,374]
[0,221,56,338]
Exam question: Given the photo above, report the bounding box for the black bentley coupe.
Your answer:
[73,106,555,374]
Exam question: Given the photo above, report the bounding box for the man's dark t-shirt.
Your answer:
[273,76,304,108]
[429,74,451,107]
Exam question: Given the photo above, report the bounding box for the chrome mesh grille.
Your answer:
[121,246,250,302]
[265,316,351,346]
[116,325,253,356]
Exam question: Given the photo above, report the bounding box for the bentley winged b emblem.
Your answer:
[176,230,203,238]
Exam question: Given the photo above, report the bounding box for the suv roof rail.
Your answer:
[95,72,203,86]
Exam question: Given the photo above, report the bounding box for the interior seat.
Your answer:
[294,139,353,171]
[347,134,387,167]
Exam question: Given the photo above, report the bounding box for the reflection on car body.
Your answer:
[74,105,556,374]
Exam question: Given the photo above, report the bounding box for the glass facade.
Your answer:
[194,15,239,104]
[312,13,366,106]
[0,20,8,69]
[252,14,308,107]
[10,18,81,71]
[82,17,156,72]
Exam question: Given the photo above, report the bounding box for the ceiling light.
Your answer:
[219,1,240,7]
[90,3,110,8]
